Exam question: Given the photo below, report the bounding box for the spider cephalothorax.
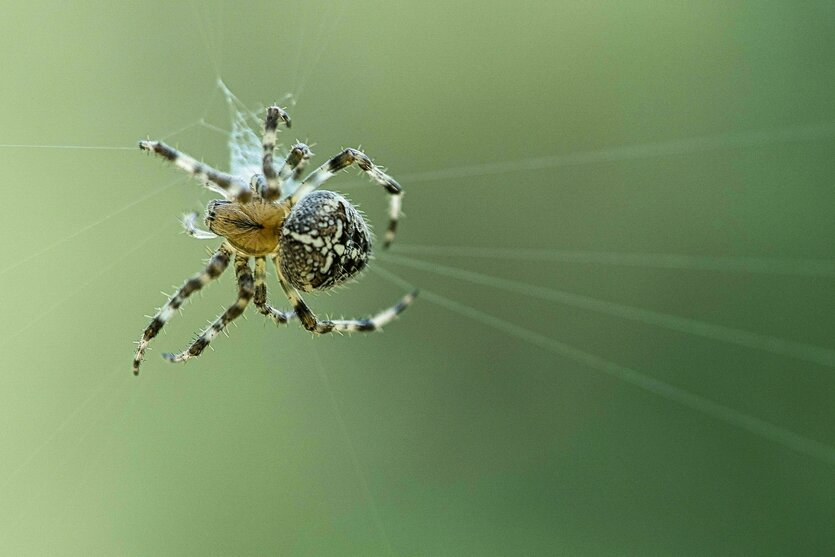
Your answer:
[204,198,289,255]
[132,105,416,375]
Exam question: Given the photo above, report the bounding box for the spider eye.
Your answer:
[279,191,371,291]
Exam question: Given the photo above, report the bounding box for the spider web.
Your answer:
[1,71,835,550]
[221,81,265,179]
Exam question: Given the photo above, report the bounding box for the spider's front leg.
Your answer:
[259,105,292,202]
[133,245,231,375]
[291,148,403,247]
[277,143,312,194]
[139,140,252,202]
[274,258,417,334]
[163,255,255,364]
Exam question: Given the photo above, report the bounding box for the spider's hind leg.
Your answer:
[133,245,231,375]
[273,257,417,334]
[254,256,295,324]
[291,148,403,248]
[163,255,255,364]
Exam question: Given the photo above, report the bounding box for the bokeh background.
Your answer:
[0,1,833,555]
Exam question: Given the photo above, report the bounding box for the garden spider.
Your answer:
[132,105,417,375]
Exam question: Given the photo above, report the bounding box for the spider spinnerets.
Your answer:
[132,104,416,375]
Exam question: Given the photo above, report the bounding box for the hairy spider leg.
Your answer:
[260,105,292,202]
[139,140,252,202]
[133,245,232,375]
[277,142,312,195]
[163,255,255,364]
[253,256,295,325]
[290,148,403,248]
[273,257,418,334]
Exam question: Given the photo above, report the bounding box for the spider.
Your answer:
[132,104,417,375]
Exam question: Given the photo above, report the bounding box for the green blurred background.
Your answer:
[0,1,833,555]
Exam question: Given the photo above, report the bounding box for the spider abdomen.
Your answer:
[279,190,371,291]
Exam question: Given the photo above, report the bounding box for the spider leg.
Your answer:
[273,257,417,334]
[182,212,218,239]
[277,143,312,196]
[163,255,255,364]
[290,148,403,248]
[259,105,292,202]
[133,245,232,375]
[253,256,295,324]
[139,140,252,202]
